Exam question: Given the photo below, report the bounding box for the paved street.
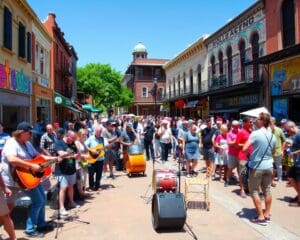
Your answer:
[10,158,300,240]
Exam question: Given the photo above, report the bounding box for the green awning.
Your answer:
[53,92,81,113]
[82,104,102,113]
[53,92,72,107]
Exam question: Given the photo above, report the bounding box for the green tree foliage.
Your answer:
[77,63,134,109]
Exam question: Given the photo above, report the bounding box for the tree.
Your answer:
[77,63,134,111]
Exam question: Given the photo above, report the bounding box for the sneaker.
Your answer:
[240,191,247,198]
[289,196,298,203]
[69,202,80,209]
[110,173,116,179]
[102,175,108,180]
[224,181,229,187]
[289,201,300,207]
[59,208,69,216]
[264,216,271,223]
[250,217,267,226]
[25,230,45,238]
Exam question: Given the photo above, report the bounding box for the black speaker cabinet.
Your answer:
[151,192,186,230]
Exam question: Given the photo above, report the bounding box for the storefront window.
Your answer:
[2,106,29,134]
[36,98,50,124]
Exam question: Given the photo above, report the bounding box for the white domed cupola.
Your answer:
[133,42,148,60]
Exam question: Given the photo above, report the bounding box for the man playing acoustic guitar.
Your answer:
[85,126,107,191]
[1,122,61,238]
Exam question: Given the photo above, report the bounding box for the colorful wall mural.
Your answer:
[0,61,31,94]
[270,57,300,96]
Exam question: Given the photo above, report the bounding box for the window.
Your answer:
[226,46,233,85]
[18,22,26,58]
[251,32,259,81]
[27,32,31,63]
[197,64,202,92]
[3,6,12,50]
[158,88,164,99]
[135,68,143,78]
[141,87,147,98]
[155,68,161,80]
[173,77,176,96]
[190,69,193,94]
[183,72,186,93]
[218,51,224,75]
[40,49,44,75]
[210,55,216,76]
[177,75,181,95]
[239,39,246,81]
[282,0,295,48]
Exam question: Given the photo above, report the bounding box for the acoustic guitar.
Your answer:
[87,144,105,164]
[87,137,121,164]
[14,152,73,190]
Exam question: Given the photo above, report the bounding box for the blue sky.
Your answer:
[27,0,256,73]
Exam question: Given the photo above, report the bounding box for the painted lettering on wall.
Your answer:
[212,16,255,48]
[0,62,31,94]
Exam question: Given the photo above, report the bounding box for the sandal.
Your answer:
[250,217,267,226]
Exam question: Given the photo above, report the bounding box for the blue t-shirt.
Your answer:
[85,135,106,161]
[292,130,300,167]
[248,128,276,170]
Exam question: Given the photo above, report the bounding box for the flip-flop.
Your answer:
[250,217,267,226]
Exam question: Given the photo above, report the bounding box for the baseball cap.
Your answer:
[17,122,34,132]
[107,119,116,125]
[126,123,133,128]
[280,118,287,124]
[216,117,223,123]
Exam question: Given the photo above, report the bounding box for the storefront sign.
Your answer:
[54,92,72,107]
[211,16,255,48]
[271,57,300,96]
[212,94,259,109]
[38,78,50,88]
[0,61,31,94]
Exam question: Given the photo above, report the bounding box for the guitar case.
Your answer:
[151,192,186,230]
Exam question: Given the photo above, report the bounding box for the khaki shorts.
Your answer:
[248,168,273,197]
[0,191,9,216]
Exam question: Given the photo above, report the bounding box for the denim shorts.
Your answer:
[202,148,215,162]
[57,174,76,188]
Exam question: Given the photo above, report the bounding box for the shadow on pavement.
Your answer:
[236,207,257,220]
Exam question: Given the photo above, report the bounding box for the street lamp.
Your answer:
[153,77,158,118]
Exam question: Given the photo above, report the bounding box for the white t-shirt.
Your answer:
[1,138,38,187]
[158,127,172,144]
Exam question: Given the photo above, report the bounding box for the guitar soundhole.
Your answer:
[90,150,101,158]
[35,171,45,178]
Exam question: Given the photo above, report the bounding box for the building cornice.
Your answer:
[204,0,264,45]
[164,37,206,71]
[16,0,52,42]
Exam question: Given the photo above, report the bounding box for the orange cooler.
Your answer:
[126,144,146,175]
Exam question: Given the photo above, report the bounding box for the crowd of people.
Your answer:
[0,112,299,238]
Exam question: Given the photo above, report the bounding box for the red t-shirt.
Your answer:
[236,128,252,161]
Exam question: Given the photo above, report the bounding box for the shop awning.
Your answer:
[53,92,81,113]
[82,104,103,113]
[184,100,198,108]
[210,108,240,114]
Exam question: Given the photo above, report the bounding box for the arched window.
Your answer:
[251,32,259,81]
[218,51,224,75]
[239,39,246,81]
[173,77,176,97]
[190,69,193,94]
[177,74,181,95]
[197,64,202,92]
[183,72,186,94]
[282,0,295,48]
[226,46,233,85]
[210,55,216,77]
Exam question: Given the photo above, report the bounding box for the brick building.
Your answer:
[43,13,80,124]
[124,43,168,116]
[247,0,300,123]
